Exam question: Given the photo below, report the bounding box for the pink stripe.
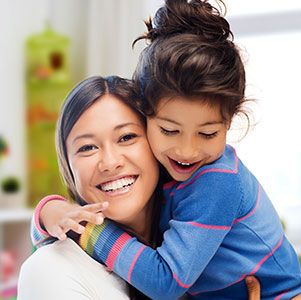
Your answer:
[176,147,238,191]
[275,290,289,300]
[163,180,177,190]
[127,245,146,283]
[233,183,261,224]
[250,235,284,274]
[189,290,201,296]
[106,233,131,270]
[173,272,193,289]
[188,221,231,231]
[190,235,284,295]
[34,195,67,236]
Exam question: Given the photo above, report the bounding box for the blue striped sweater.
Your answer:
[32,145,301,299]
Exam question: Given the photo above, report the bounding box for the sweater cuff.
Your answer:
[34,195,67,236]
[79,220,132,270]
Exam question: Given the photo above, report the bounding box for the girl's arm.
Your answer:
[30,195,107,247]
[79,172,243,299]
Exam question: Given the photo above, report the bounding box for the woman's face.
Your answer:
[66,94,159,229]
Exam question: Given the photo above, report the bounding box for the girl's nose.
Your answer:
[174,137,199,161]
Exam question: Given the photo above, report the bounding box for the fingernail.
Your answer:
[59,234,66,240]
[78,226,85,233]
[102,202,109,208]
[96,216,104,224]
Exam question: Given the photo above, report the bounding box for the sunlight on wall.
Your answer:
[229,31,301,210]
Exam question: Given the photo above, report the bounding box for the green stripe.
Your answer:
[86,222,107,256]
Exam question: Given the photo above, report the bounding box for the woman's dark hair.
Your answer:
[55,75,162,300]
[133,0,249,125]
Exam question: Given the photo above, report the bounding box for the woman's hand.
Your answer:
[246,276,260,300]
[40,200,108,240]
[246,276,301,300]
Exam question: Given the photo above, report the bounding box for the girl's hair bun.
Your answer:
[134,0,232,45]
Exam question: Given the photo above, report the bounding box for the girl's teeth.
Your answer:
[177,161,192,166]
[100,176,136,192]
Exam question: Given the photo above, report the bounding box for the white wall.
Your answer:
[0,0,48,200]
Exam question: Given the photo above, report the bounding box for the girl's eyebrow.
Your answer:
[156,116,223,127]
[156,117,181,125]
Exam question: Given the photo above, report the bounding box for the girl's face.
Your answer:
[147,96,228,182]
[66,95,159,230]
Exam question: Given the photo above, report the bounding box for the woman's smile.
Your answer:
[96,175,138,196]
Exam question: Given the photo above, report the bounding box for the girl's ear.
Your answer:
[225,120,231,130]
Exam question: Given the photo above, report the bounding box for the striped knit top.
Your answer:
[32,145,301,299]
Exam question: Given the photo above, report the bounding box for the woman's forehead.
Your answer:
[67,95,144,140]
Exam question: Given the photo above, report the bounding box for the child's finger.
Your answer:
[51,225,67,241]
[59,218,86,235]
[70,210,105,225]
[82,202,109,212]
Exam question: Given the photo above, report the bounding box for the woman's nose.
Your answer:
[97,146,124,173]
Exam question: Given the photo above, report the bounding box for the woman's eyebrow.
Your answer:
[72,134,95,145]
[72,122,142,145]
[114,122,142,130]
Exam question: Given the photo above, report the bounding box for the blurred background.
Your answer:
[0,0,300,298]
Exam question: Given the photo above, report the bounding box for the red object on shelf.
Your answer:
[0,250,16,282]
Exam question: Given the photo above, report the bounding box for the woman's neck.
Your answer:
[124,201,153,243]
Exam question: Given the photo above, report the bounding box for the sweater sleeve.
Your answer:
[30,195,67,247]
[79,172,243,300]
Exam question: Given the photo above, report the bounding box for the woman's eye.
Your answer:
[78,145,97,153]
[119,133,137,143]
[199,132,218,139]
[160,127,179,136]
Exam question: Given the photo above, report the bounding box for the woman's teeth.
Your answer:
[99,176,137,192]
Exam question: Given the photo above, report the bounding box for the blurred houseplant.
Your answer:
[0,135,9,160]
[26,25,70,207]
[1,176,21,193]
[0,176,22,209]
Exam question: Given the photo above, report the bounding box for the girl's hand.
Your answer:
[40,200,108,241]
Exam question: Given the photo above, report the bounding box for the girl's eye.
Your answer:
[199,132,218,139]
[77,145,97,153]
[160,127,179,136]
[119,133,138,143]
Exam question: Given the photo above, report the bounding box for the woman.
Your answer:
[18,76,162,299]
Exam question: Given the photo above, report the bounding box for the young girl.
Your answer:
[31,0,301,299]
